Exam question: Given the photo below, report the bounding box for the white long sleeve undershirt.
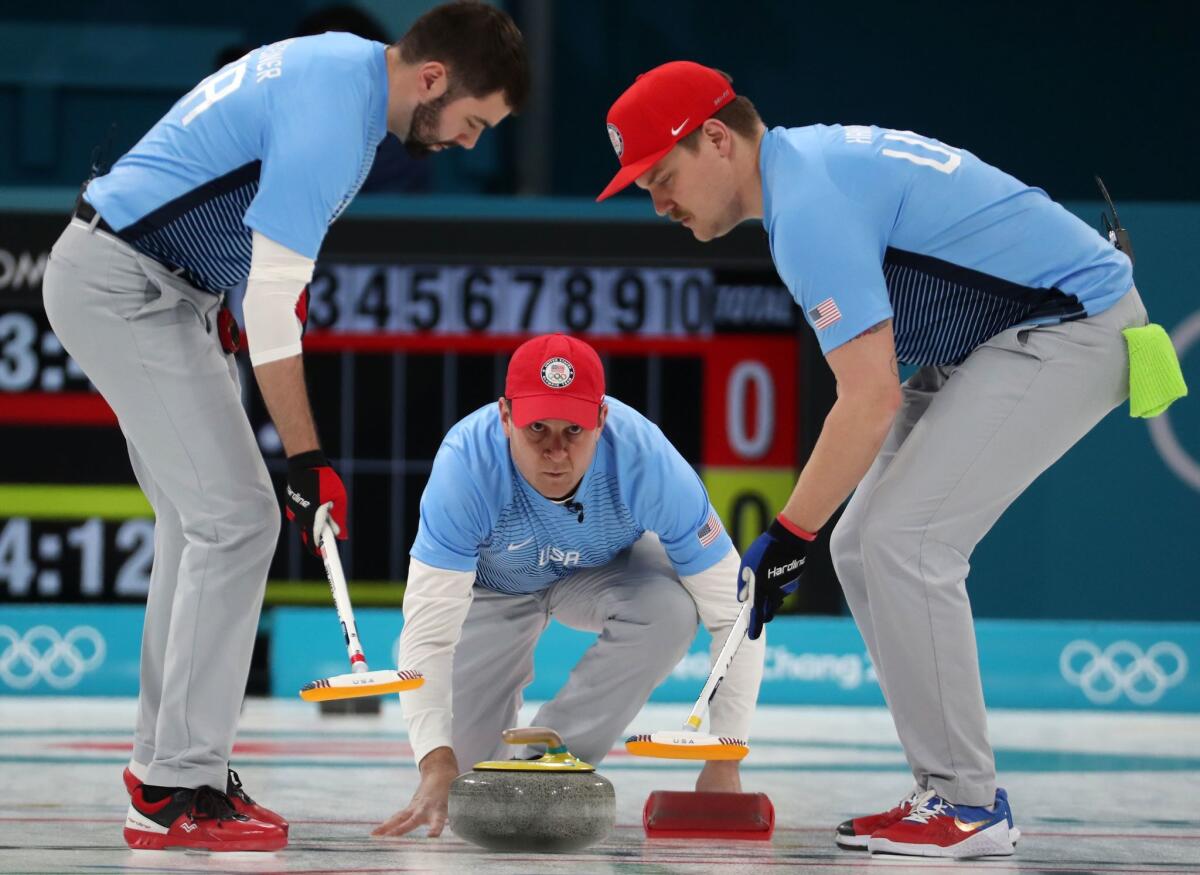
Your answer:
[396,558,477,765]
[242,231,314,366]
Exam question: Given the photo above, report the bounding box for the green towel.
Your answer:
[1124,324,1188,418]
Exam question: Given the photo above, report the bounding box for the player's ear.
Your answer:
[498,397,513,437]
[704,118,731,157]
[596,402,609,432]
[417,61,449,99]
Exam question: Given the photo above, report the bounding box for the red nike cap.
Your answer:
[505,334,605,428]
[596,60,735,202]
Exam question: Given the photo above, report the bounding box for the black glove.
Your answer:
[285,450,348,557]
[737,517,815,640]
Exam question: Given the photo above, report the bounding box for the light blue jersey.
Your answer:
[761,125,1133,366]
[85,33,389,293]
[410,397,732,593]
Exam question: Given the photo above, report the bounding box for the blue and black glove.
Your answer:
[737,516,816,639]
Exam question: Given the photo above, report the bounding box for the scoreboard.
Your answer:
[0,205,833,607]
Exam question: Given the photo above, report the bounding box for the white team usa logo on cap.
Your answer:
[540,357,575,389]
[607,123,623,158]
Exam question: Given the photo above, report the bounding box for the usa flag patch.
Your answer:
[809,297,842,330]
[697,510,723,547]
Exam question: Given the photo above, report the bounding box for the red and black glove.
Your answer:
[285,450,348,556]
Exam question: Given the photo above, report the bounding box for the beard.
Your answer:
[404,92,457,158]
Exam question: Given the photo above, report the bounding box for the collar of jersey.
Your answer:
[369,41,390,147]
[758,126,779,232]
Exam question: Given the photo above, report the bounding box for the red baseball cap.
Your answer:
[596,61,735,202]
[505,334,605,428]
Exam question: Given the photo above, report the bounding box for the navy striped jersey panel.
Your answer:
[474,470,644,595]
[116,163,261,294]
[884,247,1085,366]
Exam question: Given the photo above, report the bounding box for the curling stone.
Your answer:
[448,727,615,853]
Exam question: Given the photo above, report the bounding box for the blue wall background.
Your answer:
[548,1,1200,201]
[1,1,1198,200]
[14,606,1193,712]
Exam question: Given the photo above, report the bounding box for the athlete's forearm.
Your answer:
[781,390,899,532]
[398,558,477,765]
[252,355,321,457]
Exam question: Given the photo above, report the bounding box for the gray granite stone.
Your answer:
[448,769,616,853]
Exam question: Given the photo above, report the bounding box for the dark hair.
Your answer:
[677,70,763,151]
[397,1,530,113]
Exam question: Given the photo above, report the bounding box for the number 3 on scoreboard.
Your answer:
[181,63,247,127]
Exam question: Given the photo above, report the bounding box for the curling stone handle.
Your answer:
[502,726,567,753]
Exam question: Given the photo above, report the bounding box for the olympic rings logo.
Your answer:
[1060,639,1188,705]
[0,625,107,690]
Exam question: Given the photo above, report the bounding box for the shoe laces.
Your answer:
[227,768,255,805]
[901,793,948,825]
[899,788,936,814]
[188,786,244,821]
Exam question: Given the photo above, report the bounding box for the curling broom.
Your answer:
[625,600,751,761]
[299,520,424,702]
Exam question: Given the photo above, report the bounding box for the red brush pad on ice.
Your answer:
[642,790,775,840]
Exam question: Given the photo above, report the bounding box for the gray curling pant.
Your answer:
[451,533,699,768]
[42,220,280,791]
[830,287,1147,806]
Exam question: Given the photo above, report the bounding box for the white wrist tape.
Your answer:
[244,231,316,366]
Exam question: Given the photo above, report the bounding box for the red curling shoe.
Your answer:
[123,784,287,852]
[123,766,288,833]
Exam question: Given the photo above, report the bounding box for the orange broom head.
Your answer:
[625,731,749,761]
[299,669,424,702]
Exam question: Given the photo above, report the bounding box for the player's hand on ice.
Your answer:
[737,515,816,640]
[695,760,742,793]
[372,747,459,838]
[284,450,348,556]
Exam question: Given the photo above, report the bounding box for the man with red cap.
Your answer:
[373,333,764,838]
[597,62,1149,858]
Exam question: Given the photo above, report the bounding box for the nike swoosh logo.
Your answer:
[670,118,690,136]
[954,817,989,832]
[134,792,174,815]
[507,537,534,551]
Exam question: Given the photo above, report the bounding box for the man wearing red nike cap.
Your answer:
[374,334,765,837]
[599,62,1146,858]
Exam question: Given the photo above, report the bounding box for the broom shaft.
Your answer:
[684,602,750,729]
[320,522,369,672]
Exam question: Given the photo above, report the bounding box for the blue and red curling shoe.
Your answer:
[867,787,1020,858]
